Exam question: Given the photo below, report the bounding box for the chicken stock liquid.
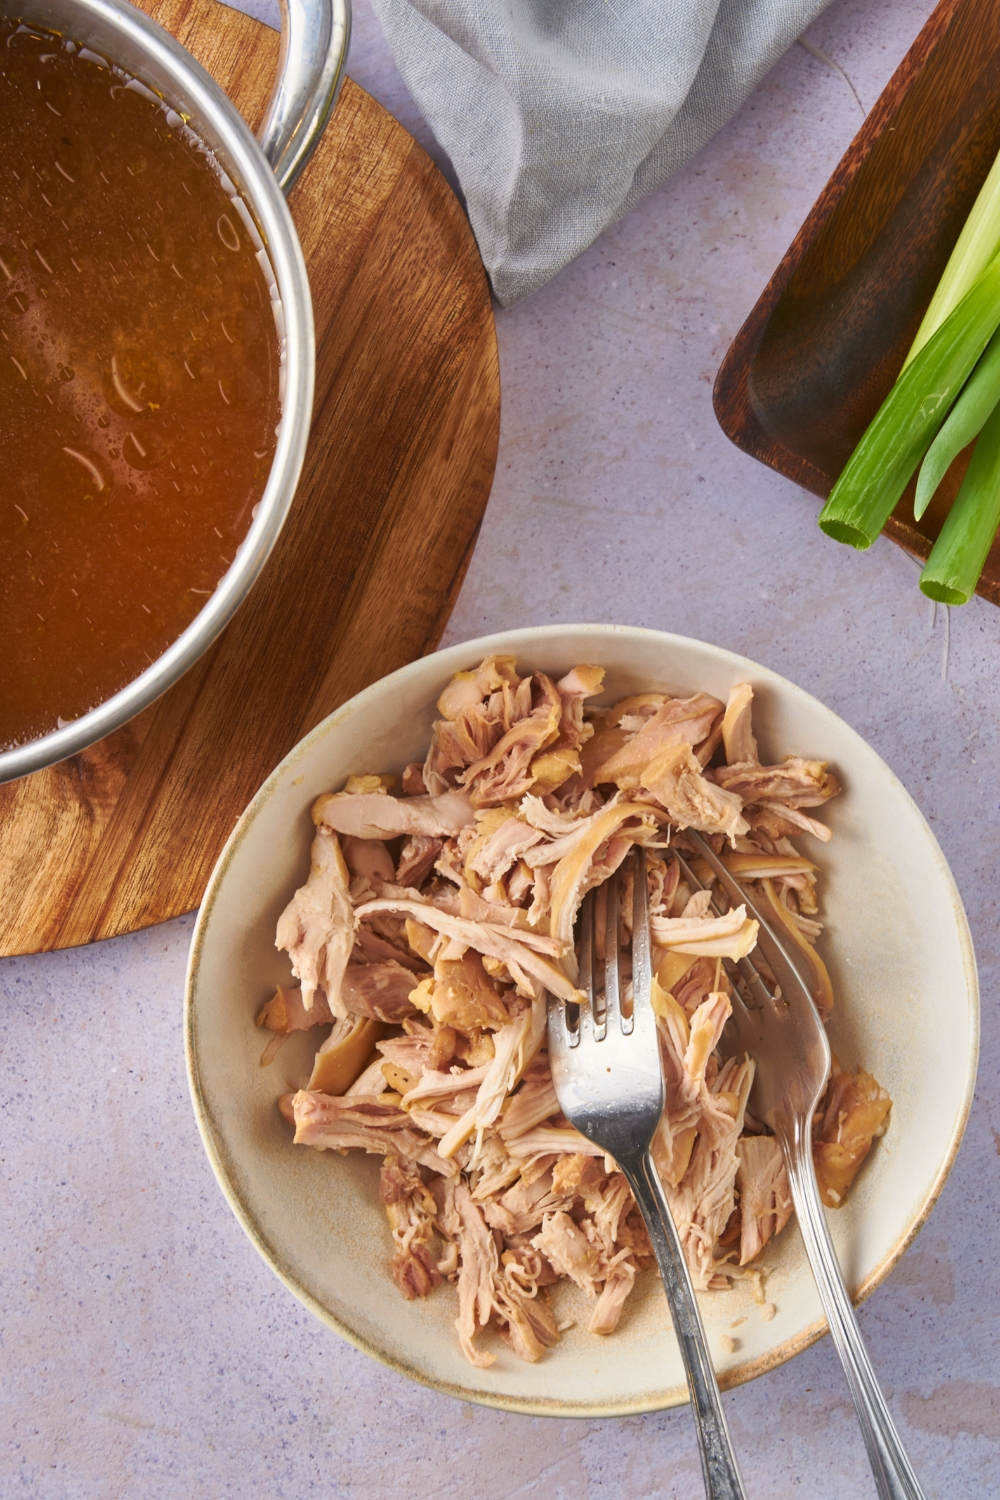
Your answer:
[0,20,282,747]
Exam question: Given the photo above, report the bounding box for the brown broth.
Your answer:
[0,20,282,749]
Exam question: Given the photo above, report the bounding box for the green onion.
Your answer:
[905,144,1000,368]
[914,325,1000,520]
[920,396,1000,604]
[818,254,1000,549]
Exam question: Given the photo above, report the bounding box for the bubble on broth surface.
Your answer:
[216,213,240,252]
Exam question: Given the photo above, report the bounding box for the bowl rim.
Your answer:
[185,623,980,1417]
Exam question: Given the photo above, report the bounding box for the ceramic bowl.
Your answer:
[185,624,978,1416]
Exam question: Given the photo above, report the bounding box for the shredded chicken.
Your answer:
[275,824,354,1013]
[813,1059,892,1206]
[735,1136,793,1265]
[262,659,889,1367]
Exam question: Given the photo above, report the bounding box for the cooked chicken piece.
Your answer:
[526,863,552,929]
[680,888,714,920]
[735,1136,793,1264]
[554,664,605,750]
[397,1062,487,1107]
[313,787,475,841]
[482,1167,576,1236]
[395,835,442,887]
[562,722,631,794]
[517,793,589,837]
[694,718,725,769]
[640,743,748,843]
[452,1182,500,1367]
[438,999,546,1158]
[353,921,427,971]
[469,1135,524,1201]
[661,1056,755,1288]
[498,1062,559,1141]
[408,1102,487,1140]
[750,801,833,843]
[461,674,564,806]
[377,1031,440,1076]
[526,746,584,794]
[524,802,656,970]
[255,983,334,1064]
[684,992,732,1086]
[275,825,354,1013]
[533,1211,602,1295]
[402,917,439,966]
[721,851,817,880]
[256,983,333,1035]
[423,696,509,794]
[813,1062,892,1207]
[455,888,536,936]
[650,985,729,1189]
[381,1155,443,1299]
[355,895,582,1004]
[585,1172,634,1252]
[340,961,420,1023]
[344,1056,391,1096]
[307,1013,383,1094]
[649,903,758,959]
[290,1091,451,1175]
[588,1252,638,1335]
[669,955,718,1016]
[341,835,395,883]
[401,762,427,795]
[591,693,723,787]
[492,1272,560,1361]
[714,757,841,810]
[550,1152,602,1198]
[504,1125,605,1159]
[507,861,535,906]
[409,952,511,1035]
[436,655,520,721]
[466,815,545,883]
[722,682,758,766]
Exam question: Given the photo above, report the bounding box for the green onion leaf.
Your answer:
[920,395,1000,604]
[905,145,1000,369]
[818,254,1000,549]
[914,324,1000,520]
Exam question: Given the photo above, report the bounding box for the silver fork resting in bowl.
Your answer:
[676,830,925,1500]
[548,849,749,1500]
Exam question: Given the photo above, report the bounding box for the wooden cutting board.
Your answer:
[0,0,500,958]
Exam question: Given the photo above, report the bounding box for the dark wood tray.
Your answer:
[714,0,1000,605]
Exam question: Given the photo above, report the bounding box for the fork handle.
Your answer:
[781,1122,925,1500]
[621,1151,749,1500]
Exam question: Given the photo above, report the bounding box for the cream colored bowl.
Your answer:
[185,625,978,1416]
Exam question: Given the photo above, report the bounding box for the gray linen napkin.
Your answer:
[369,0,832,304]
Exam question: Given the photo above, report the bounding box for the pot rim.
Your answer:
[0,0,343,783]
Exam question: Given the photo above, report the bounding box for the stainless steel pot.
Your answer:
[0,0,350,783]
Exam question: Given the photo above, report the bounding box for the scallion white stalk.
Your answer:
[904,145,1000,369]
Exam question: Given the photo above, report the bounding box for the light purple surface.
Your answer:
[3,1,998,1495]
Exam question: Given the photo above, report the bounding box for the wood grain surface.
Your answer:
[0,0,499,957]
[713,0,1000,604]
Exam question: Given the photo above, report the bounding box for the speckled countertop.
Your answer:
[4,1,998,1495]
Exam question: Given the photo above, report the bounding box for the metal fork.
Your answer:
[677,830,925,1500]
[548,848,748,1500]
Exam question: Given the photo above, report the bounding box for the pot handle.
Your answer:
[256,0,351,195]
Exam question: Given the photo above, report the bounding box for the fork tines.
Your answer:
[669,836,814,1018]
[567,848,652,1047]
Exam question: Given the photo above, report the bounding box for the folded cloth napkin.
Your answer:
[369,0,832,304]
